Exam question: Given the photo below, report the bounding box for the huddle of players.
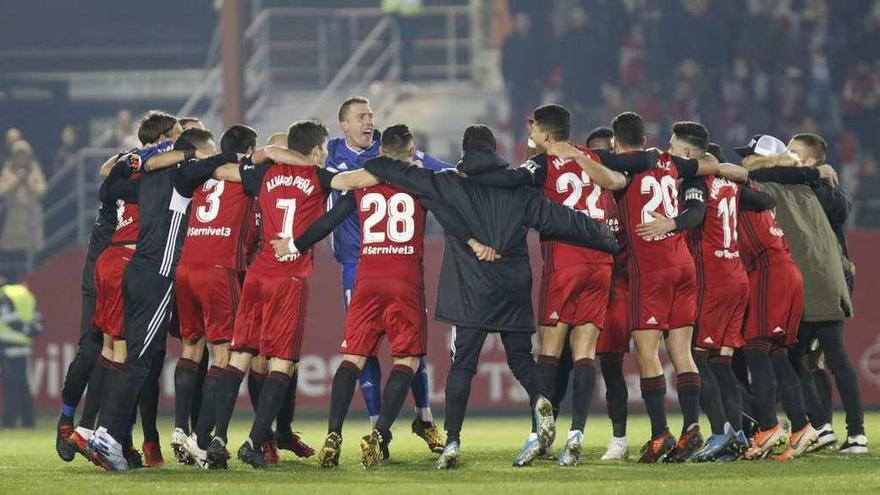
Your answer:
[52,99,857,471]
[53,102,484,471]
[516,105,856,466]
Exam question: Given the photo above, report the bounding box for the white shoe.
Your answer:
[74,426,94,441]
[184,433,209,469]
[806,424,837,453]
[601,436,629,460]
[88,426,129,471]
[839,434,868,454]
[171,428,193,464]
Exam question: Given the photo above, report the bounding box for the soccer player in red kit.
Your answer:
[735,137,818,461]
[520,105,630,467]
[186,120,378,469]
[170,125,258,465]
[664,123,754,462]
[609,112,719,463]
[270,125,487,468]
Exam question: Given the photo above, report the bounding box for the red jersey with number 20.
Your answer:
[685,176,748,287]
[179,179,254,271]
[616,151,695,273]
[540,145,615,271]
[241,163,334,278]
[354,183,427,284]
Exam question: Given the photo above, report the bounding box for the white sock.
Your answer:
[568,430,582,439]
[612,435,627,443]
[528,432,538,441]
[415,407,434,424]
[369,415,379,428]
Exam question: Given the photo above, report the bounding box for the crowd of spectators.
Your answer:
[500,0,880,225]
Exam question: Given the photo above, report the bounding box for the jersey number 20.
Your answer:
[361,192,415,244]
[640,175,679,223]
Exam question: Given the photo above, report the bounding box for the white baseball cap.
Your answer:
[734,134,788,157]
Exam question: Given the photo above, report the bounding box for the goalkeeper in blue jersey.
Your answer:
[325,96,451,454]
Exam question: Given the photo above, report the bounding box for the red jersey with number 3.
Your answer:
[685,176,748,287]
[737,205,791,271]
[616,151,694,273]
[354,183,427,284]
[111,202,139,244]
[179,179,255,271]
[243,163,333,278]
[540,145,615,271]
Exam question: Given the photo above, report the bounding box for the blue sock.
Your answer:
[61,403,77,421]
[411,357,430,409]
[359,357,382,418]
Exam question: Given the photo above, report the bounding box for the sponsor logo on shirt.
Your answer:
[187,226,233,237]
[362,245,416,255]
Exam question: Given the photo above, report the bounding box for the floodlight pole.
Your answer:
[221,0,245,126]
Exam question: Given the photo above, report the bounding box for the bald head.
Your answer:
[267,132,288,147]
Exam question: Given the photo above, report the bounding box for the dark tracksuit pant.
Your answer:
[60,291,104,412]
[789,320,864,435]
[443,326,538,443]
[100,262,174,441]
[1,350,35,427]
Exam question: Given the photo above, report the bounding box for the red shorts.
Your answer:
[538,263,612,328]
[744,262,803,347]
[92,245,134,339]
[342,278,427,358]
[175,263,241,344]
[629,262,697,331]
[597,275,630,354]
[231,273,309,361]
[694,283,749,350]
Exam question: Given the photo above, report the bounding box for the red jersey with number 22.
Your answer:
[540,145,615,271]
[616,151,694,273]
[354,183,426,284]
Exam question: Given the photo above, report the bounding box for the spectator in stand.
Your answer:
[557,6,606,130]
[3,128,23,163]
[0,141,47,257]
[856,153,880,228]
[51,125,80,177]
[98,108,138,149]
[502,12,545,146]
[842,63,880,154]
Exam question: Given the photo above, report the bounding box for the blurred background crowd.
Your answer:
[1,0,879,278]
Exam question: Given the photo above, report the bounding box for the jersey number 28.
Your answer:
[361,192,415,244]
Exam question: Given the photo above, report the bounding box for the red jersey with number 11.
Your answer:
[538,145,615,271]
[685,176,748,288]
[616,151,695,273]
[354,183,427,284]
[179,179,255,271]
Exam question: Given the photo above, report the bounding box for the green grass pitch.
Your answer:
[2,413,879,494]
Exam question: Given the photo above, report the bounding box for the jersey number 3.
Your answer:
[196,180,225,223]
[361,192,415,244]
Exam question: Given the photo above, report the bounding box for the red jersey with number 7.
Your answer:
[179,179,255,271]
[684,176,748,288]
[615,151,696,273]
[239,162,336,278]
[353,183,427,284]
[534,145,615,271]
